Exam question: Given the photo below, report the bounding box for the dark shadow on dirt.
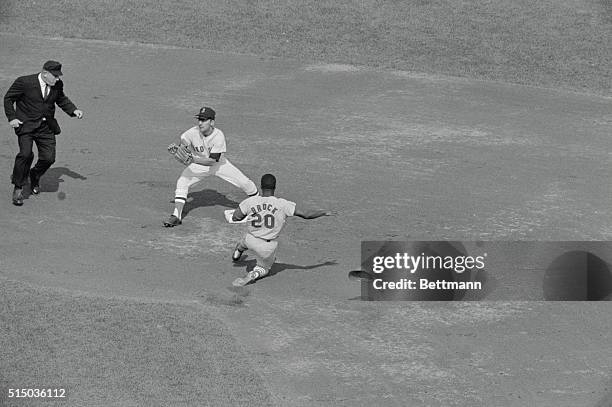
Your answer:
[233,258,338,282]
[268,260,338,276]
[181,189,240,218]
[33,166,87,194]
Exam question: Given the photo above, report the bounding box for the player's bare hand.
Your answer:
[73,110,84,119]
[9,119,23,128]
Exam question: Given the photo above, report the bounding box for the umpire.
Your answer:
[4,60,84,206]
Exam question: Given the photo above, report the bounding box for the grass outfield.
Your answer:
[1,0,611,96]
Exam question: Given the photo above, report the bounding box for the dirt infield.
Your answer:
[1,34,612,406]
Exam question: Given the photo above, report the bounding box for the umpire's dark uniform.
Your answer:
[4,61,80,205]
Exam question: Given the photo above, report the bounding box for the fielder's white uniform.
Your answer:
[237,195,296,271]
[174,126,257,199]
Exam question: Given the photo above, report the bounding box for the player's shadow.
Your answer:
[181,189,240,218]
[233,258,338,282]
[29,166,87,195]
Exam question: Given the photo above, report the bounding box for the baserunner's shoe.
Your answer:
[163,215,182,227]
[232,269,260,287]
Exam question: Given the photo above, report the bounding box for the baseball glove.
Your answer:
[168,143,193,165]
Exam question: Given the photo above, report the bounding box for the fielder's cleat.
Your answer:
[232,270,260,287]
[232,247,244,262]
[163,215,182,227]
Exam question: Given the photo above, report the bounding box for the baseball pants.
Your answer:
[239,233,278,271]
[175,159,257,199]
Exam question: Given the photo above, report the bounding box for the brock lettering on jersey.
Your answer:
[249,204,278,215]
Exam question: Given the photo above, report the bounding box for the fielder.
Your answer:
[164,106,258,227]
[231,173,334,286]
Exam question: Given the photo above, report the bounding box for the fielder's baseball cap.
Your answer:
[194,107,216,120]
[42,60,63,76]
[261,174,276,189]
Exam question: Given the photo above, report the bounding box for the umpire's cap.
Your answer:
[194,107,216,120]
[261,174,276,189]
[42,60,63,76]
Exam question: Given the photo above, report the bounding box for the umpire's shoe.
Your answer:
[163,215,181,227]
[12,187,23,206]
[30,173,40,195]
